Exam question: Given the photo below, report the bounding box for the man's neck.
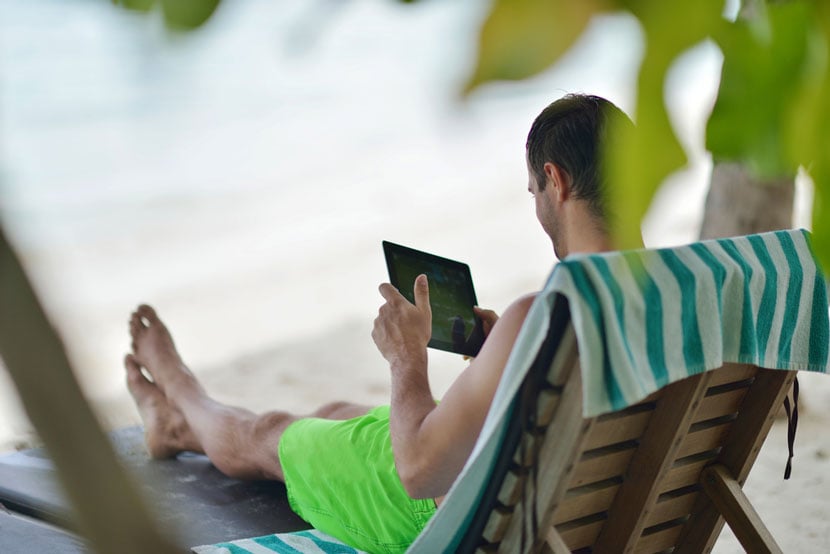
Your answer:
[558,204,614,258]
[563,232,612,257]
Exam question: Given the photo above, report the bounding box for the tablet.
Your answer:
[383,241,485,357]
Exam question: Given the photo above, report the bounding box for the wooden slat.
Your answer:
[699,464,782,554]
[592,371,713,554]
[635,522,685,553]
[481,504,513,544]
[706,363,758,387]
[552,481,621,525]
[584,409,653,450]
[513,432,542,468]
[676,420,732,458]
[558,516,606,551]
[644,490,700,528]
[497,468,527,507]
[676,369,795,554]
[660,456,714,493]
[543,528,571,554]
[692,387,749,423]
[570,447,636,487]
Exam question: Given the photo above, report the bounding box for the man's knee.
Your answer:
[211,410,292,480]
[250,411,296,479]
[251,411,294,445]
[313,401,370,420]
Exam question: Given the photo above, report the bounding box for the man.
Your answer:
[125,93,631,552]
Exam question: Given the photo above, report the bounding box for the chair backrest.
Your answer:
[412,230,826,554]
[463,300,795,553]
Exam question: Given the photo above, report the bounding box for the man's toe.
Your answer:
[137,304,158,324]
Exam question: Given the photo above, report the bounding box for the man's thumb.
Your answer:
[414,274,430,313]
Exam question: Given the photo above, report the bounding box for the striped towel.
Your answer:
[197,229,830,554]
[550,228,829,417]
[192,529,365,554]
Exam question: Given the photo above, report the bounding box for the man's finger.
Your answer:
[378,282,402,302]
[413,274,430,314]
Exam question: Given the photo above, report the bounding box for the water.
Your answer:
[0,0,717,450]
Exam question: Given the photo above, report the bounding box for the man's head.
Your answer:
[526,94,633,258]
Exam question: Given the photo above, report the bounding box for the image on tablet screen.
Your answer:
[384,242,484,356]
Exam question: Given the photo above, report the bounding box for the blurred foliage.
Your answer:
[707,2,811,178]
[464,0,600,94]
[111,0,830,268]
[785,2,830,271]
[465,0,830,266]
[606,0,724,252]
[113,0,220,30]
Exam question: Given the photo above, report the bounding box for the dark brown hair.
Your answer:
[526,94,633,222]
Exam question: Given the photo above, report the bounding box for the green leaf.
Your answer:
[160,0,221,30]
[113,0,156,12]
[464,0,610,94]
[707,2,812,179]
[789,5,830,273]
[606,72,686,250]
[607,0,723,249]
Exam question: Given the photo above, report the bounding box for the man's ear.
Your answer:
[543,162,571,203]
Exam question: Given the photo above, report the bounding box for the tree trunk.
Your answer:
[699,162,794,240]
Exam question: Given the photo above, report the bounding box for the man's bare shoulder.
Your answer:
[497,292,537,329]
[512,292,538,312]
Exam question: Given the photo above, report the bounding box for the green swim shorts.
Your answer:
[279,405,436,554]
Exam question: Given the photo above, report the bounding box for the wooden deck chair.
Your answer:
[409,228,828,554]
[458,298,797,553]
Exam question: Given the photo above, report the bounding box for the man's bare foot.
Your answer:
[125,354,201,458]
[129,304,200,396]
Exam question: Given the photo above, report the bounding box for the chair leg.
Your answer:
[700,464,783,554]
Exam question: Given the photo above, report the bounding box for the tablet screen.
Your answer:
[383,241,485,357]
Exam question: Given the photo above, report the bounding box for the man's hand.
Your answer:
[473,306,499,337]
[372,274,432,368]
[461,306,499,361]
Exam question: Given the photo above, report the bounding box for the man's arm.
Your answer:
[373,275,535,499]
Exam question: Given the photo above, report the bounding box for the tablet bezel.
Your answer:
[382,241,484,357]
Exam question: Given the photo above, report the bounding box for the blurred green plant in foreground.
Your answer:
[463,0,829,267]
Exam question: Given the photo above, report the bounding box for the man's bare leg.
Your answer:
[127,304,372,482]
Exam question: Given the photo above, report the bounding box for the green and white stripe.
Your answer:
[192,529,365,554]
[549,228,830,417]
